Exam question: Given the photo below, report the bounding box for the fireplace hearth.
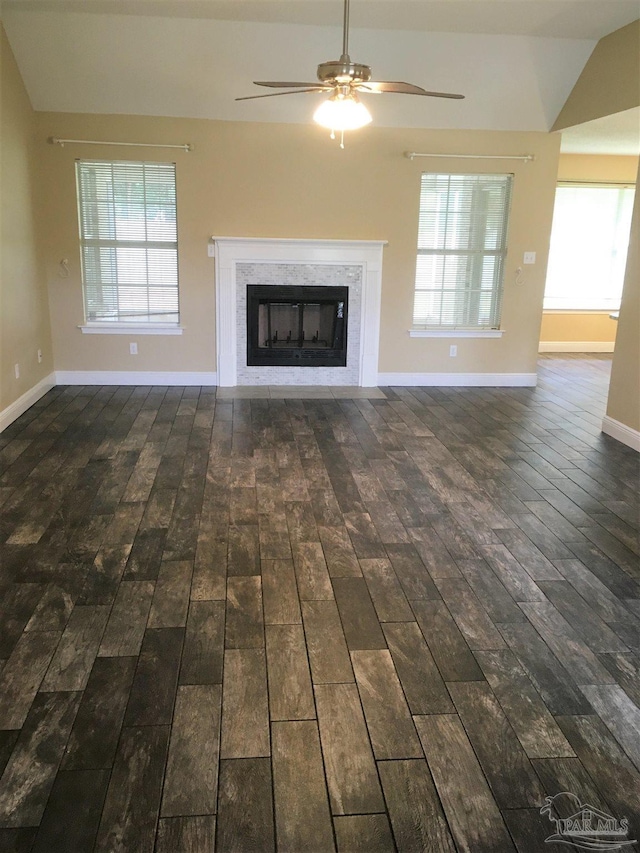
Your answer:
[247,285,348,367]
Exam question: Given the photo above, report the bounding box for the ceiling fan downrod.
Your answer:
[342,0,350,58]
[317,0,371,86]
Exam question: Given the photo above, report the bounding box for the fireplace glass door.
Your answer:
[247,285,348,367]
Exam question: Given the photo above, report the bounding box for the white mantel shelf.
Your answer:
[213,238,386,388]
[211,236,388,246]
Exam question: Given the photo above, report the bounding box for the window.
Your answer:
[412,173,512,329]
[76,160,179,324]
[544,183,635,311]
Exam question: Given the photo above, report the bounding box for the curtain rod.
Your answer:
[559,180,635,186]
[404,151,534,163]
[49,137,192,152]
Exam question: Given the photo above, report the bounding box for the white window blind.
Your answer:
[544,183,635,311]
[76,160,179,324]
[412,173,512,329]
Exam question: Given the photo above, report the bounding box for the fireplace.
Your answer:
[247,285,348,367]
[213,238,385,386]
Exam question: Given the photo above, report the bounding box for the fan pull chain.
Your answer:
[328,128,346,148]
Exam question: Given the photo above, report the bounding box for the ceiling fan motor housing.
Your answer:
[317,57,372,85]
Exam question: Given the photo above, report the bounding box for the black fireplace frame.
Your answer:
[246,285,349,368]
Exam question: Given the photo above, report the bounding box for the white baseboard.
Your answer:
[0,373,56,433]
[55,370,218,386]
[601,415,640,452]
[538,341,615,353]
[377,372,537,387]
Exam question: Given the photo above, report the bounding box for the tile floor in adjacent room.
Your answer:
[0,354,638,852]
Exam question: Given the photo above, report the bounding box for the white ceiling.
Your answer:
[2,1,639,153]
[4,0,639,39]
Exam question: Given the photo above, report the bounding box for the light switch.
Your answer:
[207,243,215,257]
[523,251,536,264]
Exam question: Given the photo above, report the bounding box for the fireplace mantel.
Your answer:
[213,238,386,387]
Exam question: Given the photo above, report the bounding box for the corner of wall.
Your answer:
[604,159,640,441]
[1,24,55,414]
[0,373,56,433]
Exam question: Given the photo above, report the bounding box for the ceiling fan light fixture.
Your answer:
[313,92,372,131]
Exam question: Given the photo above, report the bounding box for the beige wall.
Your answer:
[552,20,640,440]
[553,20,640,131]
[36,111,560,378]
[1,25,53,411]
[539,313,618,344]
[607,160,640,434]
[557,153,639,184]
[540,152,638,347]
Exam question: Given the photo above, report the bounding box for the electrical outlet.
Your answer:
[449,345,457,357]
[523,251,536,264]
[129,342,138,355]
[14,363,20,379]
[37,349,43,364]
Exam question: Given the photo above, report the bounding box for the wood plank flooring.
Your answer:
[0,354,639,852]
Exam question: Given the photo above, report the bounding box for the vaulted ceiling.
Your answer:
[2,0,639,152]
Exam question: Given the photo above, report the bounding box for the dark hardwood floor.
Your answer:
[0,354,638,852]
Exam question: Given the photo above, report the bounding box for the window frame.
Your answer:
[75,158,182,332]
[411,172,513,333]
[543,181,635,313]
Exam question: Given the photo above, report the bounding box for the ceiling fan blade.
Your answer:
[254,82,328,89]
[236,88,329,101]
[357,81,465,99]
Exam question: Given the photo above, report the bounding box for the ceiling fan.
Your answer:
[236,0,464,146]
